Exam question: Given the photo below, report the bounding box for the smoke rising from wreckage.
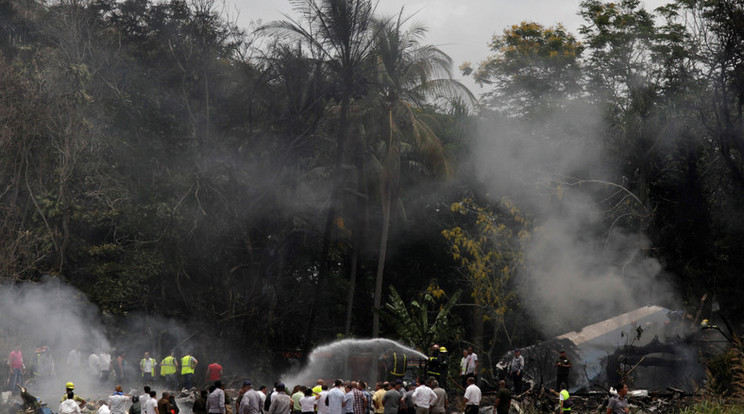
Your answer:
[493,306,728,400]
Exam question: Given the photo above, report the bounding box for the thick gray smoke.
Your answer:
[0,277,112,402]
[0,277,203,404]
[473,105,678,336]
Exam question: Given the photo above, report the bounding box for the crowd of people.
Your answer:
[7,345,209,392]
[9,343,636,414]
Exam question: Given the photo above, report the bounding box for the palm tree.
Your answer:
[367,13,475,337]
[260,0,378,348]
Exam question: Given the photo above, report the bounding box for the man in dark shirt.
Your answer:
[157,393,171,414]
[494,381,510,414]
[193,390,209,414]
[381,380,402,414]
[555,350,571,390]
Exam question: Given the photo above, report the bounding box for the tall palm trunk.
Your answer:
[305,82,352,351]
[372,109,399,337]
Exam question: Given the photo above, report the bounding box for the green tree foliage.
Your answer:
[365,13,474,337]
[463,21,583,118]
[380,284,461,352]
[4,0,744,386]
[441,197,531,350]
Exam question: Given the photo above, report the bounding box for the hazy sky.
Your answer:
[225,0,668,91]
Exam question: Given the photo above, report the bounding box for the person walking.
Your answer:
[206,361,223,383]
[160,353,178,390]
[180,353,198,390]
[462,377,480,414]
[558,389,572,413]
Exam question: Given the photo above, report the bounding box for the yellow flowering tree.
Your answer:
[461,21,583,117]
[441,197,532,345]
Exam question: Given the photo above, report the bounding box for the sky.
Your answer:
[224,0,669,91]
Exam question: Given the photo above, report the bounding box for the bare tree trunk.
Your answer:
[372,188,392,337]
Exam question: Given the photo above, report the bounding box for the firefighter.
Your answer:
[426,345,440,385]
[60,382,86,408]
[437,347,448,390]
[388,352,407,382]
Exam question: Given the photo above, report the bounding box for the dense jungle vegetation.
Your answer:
[1,0,744,391]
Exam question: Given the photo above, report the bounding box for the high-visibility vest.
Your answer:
[161,356,177,376]
[181,355,195,374]
[427,356,440,376]
[390,353,406,377]
[560,389,571,412]
[140,358,157,376]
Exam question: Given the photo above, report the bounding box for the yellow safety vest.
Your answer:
[560,389,571,412]
[161,356,177,376]
[181,355,195,374]
[141,358,157,376]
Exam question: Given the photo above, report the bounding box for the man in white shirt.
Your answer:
[139,386,152,411]
[258,386,268,414]
[60,393,82,414]
[466,347,478,385]
[143,391,158,414]
[463,378,481,414]
[326,379,346,414]
[315,385,329,414]
[89,353,101,378]
[108,386,132,414]
[410,379,437,414]
[97,400,111,414]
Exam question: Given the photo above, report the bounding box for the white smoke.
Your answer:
[472,103,678,336]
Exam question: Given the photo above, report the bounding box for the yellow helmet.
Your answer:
[65,382,75,389]
[439,347,448,353]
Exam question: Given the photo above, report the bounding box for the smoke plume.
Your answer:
[472,104,678,336]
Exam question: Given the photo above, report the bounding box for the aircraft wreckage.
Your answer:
[495,305,730,393]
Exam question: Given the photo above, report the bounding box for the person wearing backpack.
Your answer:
[558,389,572,413]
